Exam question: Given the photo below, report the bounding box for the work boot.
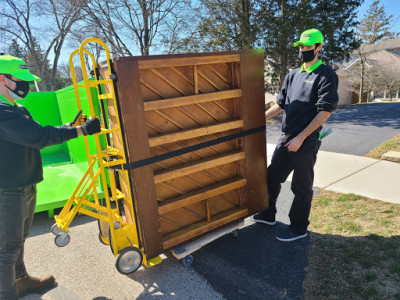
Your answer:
[16,274,56,296]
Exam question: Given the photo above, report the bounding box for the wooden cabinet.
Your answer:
[100,50,268,258]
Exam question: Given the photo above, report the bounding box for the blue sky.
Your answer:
[357,0,400,33]
[49,0,400,64]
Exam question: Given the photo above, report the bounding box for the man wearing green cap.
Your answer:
[0,55,101,299]
[251,29,338,241]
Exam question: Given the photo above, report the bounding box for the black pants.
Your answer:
[0,185,36,300]
[265,133,321,234]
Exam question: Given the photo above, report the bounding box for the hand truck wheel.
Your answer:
[182,255,193,267]
[51,224,61,236]
[115,247,143,274]
[54,233,70,247]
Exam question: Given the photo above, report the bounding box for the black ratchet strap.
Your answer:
[110,125,265,170]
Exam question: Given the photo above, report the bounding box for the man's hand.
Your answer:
[285,111,331,152]
[79,118,101,136]
[285,135,305,152]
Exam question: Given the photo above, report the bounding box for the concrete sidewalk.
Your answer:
[267,143,400,204]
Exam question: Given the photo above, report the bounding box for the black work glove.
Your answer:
[81,117,101,136]
[69,110,87,127]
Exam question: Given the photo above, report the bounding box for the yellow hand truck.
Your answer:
[50,38,162,274]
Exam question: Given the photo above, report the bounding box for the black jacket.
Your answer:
[276,63,339,135]
[0,98,77,188]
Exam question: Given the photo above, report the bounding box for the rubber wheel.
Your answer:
[55,234,70,247]
[115,247,143,274]
[51,224,61,236]
[182,255,193,267]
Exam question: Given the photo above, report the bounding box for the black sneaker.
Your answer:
[249,212,276,225]
[276,227,307,242]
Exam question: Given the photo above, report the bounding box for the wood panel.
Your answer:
[143,89,242,111]
[148,120,243,147]
[109,50,267,258]
[158,177,246,215]
[239,53,269,214]
[98,66,138,242]
[138,54,240,70]
[153,151,244,184]
[113,59,162,258]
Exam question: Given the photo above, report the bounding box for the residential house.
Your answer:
[336,37,400,106]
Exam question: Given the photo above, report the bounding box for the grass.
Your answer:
[365,134,400,159]
[304,191,400,300]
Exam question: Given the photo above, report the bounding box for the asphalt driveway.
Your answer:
[192,183,316,300]
[267,102,400,155]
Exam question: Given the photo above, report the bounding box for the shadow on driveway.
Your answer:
[328,103,400,129]
[192,221,309,300]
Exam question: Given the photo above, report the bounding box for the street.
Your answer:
[267,102,400,155]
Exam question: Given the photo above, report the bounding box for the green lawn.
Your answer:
[304,191,400,300]
[365,134,400,160]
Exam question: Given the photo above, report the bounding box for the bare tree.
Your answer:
[345,48,376,104]
[365,60,400,101]
[82,0,186,56]
[66,25,109,77]
[68,26,105,62]
[345,47,400,103]
[354,0,398,102]
[355,44,368,103]
[58,62,72,85]
[155,0,194,54]
[80,0,133,57]
[0,0,85,90]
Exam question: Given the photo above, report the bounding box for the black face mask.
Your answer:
[299,48,317,63]
[6,78,30,99]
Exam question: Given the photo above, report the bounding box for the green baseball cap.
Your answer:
[0,55,41,82]
[293,29,324,47]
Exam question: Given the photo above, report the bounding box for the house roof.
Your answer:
[366,49,400,70]
[336,48,400,76]
[355,37,400,55]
